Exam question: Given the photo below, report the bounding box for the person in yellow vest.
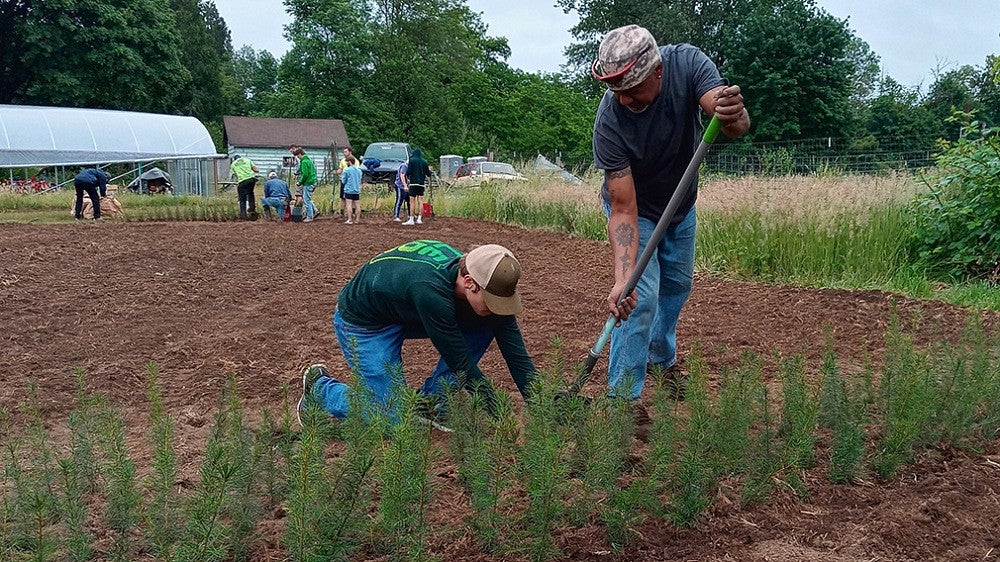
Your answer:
[230,154,260,220]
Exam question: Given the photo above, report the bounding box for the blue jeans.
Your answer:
[313,309,495,420]
[260,196,286,218]
[74,180,101,219]
[301,184,316,219]
[604,204,697,399]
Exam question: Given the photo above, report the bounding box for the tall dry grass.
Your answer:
[697,173,926,220]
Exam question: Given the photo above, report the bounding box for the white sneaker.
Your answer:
[402,218,415,225]
[345,220,353,224]
[416,216,422,224]
[393,216,402,222]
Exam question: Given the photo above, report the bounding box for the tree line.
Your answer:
[2,0,997,167]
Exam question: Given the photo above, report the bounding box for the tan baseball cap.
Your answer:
[592,24,660,91]
[466,244,523,315]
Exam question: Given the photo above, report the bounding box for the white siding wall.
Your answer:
[227,146,339,185]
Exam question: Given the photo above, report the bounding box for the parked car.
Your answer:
[451,161,528,188]
[361,142,412,184]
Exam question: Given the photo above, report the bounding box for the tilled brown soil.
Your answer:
[2,217,999,561]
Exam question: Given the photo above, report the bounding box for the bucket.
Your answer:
[422,202,433,218]
[291,205,303,223]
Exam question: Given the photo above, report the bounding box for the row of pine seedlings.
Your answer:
[1,311,998,561]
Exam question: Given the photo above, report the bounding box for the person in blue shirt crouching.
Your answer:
[260,171,292,221]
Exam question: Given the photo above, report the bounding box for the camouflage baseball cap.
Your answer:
[592,24,660,91]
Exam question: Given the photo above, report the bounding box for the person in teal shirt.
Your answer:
[341,155,363,224]
[298,240,537,430]
[229,155,260,220]
[291,147,318,222]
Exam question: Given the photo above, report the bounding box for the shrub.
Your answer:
[911,113,999,282]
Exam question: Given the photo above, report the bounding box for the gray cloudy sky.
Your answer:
[214,0,999,89]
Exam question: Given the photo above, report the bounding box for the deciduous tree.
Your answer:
[2,0,189,112]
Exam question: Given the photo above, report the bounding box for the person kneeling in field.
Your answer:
[299,240,536,431]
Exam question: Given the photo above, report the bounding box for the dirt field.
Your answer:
[2,216,999,561]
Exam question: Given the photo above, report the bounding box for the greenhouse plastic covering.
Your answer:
[0,105,220,168]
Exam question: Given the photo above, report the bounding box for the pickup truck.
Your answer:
[361,142,412,184]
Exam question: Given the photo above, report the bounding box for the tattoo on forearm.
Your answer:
[608,167,631,180]
[613,222,635,248]
[613,222,635,276]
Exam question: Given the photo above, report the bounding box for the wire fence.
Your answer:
[704,135,941,175]
[534,134,945,178]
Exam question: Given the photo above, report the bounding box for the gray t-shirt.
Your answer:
[593,44,723,225]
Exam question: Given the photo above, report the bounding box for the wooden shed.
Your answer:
[222,116,351,184]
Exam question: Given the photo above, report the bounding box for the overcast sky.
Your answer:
[214,0,999,89]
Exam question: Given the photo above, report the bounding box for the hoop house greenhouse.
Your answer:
[0,105,223,196]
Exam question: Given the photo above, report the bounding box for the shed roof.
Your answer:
[223,116,350,150]
[0,104,221,168]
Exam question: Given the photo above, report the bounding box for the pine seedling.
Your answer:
[0,409,13,559]
[569,393,632,527]
[818,338,847,431]
[668,354,716,527]
[814,340,869,484]
[828,391,867,484]
[57,369,107,561]
[174,378,257,562]
[448,380,520,551]
[67,368,101,494]
[741,385,784,505]
[0,409,18,561]
[218,379,264,561]
[143,362,181,560]
[778,355,818,471]
[15,382,62,561]
[972,324,1000,440]
[519,366,572,561]
[284,384,337,561]
[447,383,491,486]
[710,352,763,476]
[320,373,380,560]
[96,401,141,561]
[934,318,992,447]
[252,409,287,510]
[478,389,521,551]
[275,384,298,470]
[872,312,937,479]
[604,375,680,550]
[373,384,437,560]
[295,337,383,561]
[57,456,93,561]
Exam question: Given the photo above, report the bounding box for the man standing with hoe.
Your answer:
[591,24,750,424]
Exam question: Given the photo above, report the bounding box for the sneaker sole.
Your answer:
[298,364,328,427]
[296,395,307,428]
